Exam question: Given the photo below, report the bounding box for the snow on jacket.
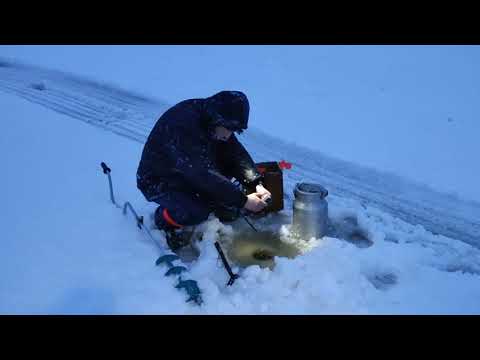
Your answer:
[136,91,262,209]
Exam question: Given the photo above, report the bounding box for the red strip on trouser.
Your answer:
[163,208,183,228]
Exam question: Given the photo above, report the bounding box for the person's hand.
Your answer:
[244,192,267,213]
[255,184,272,202]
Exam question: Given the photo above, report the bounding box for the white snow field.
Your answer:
[1,61,480,314]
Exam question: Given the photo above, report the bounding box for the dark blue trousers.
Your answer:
[153,190,214,230]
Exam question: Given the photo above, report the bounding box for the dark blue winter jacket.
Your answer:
[136,91,263,209]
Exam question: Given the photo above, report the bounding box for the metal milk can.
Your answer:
[292,182,329,240]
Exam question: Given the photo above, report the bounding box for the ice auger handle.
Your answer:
[214,241,240,287]
[101,162,111,174]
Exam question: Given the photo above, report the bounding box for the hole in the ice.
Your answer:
[31,82,46,91]
[253,249,274,261]
[327,216,373,249]
[0,60,11,67]
[342,216,358,227]
[348,229,373,248]
[367,272,398,290]
[384,234,399,244]
[220,230,300,269]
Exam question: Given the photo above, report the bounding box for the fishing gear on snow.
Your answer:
[100,161,203,305]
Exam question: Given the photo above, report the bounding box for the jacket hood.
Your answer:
[203,91,250,132]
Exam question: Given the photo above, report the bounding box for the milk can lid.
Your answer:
[295,182,329,198]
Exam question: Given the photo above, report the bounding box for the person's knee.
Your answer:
[154,203,210,230]
[179,206,211,226]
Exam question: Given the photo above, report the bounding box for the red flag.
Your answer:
[279,160,292,170]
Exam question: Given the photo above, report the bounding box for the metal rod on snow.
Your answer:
[123,201,143,228]
[100,162,121,208]
[122,201,162,250]
[214,241,239,286]
[100,162,160,249]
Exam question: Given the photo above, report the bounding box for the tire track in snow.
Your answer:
[0,78,148,143]
[0,69,156,133]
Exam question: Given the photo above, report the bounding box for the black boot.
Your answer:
[154,206,192,251]
[165,229,193,251]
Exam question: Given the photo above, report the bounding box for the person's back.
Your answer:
[137,98,208,201]
[137,90,271,251]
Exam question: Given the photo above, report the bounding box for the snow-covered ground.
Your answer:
[1,62,480,314]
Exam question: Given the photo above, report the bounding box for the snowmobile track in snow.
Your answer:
[1,61,479,248]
